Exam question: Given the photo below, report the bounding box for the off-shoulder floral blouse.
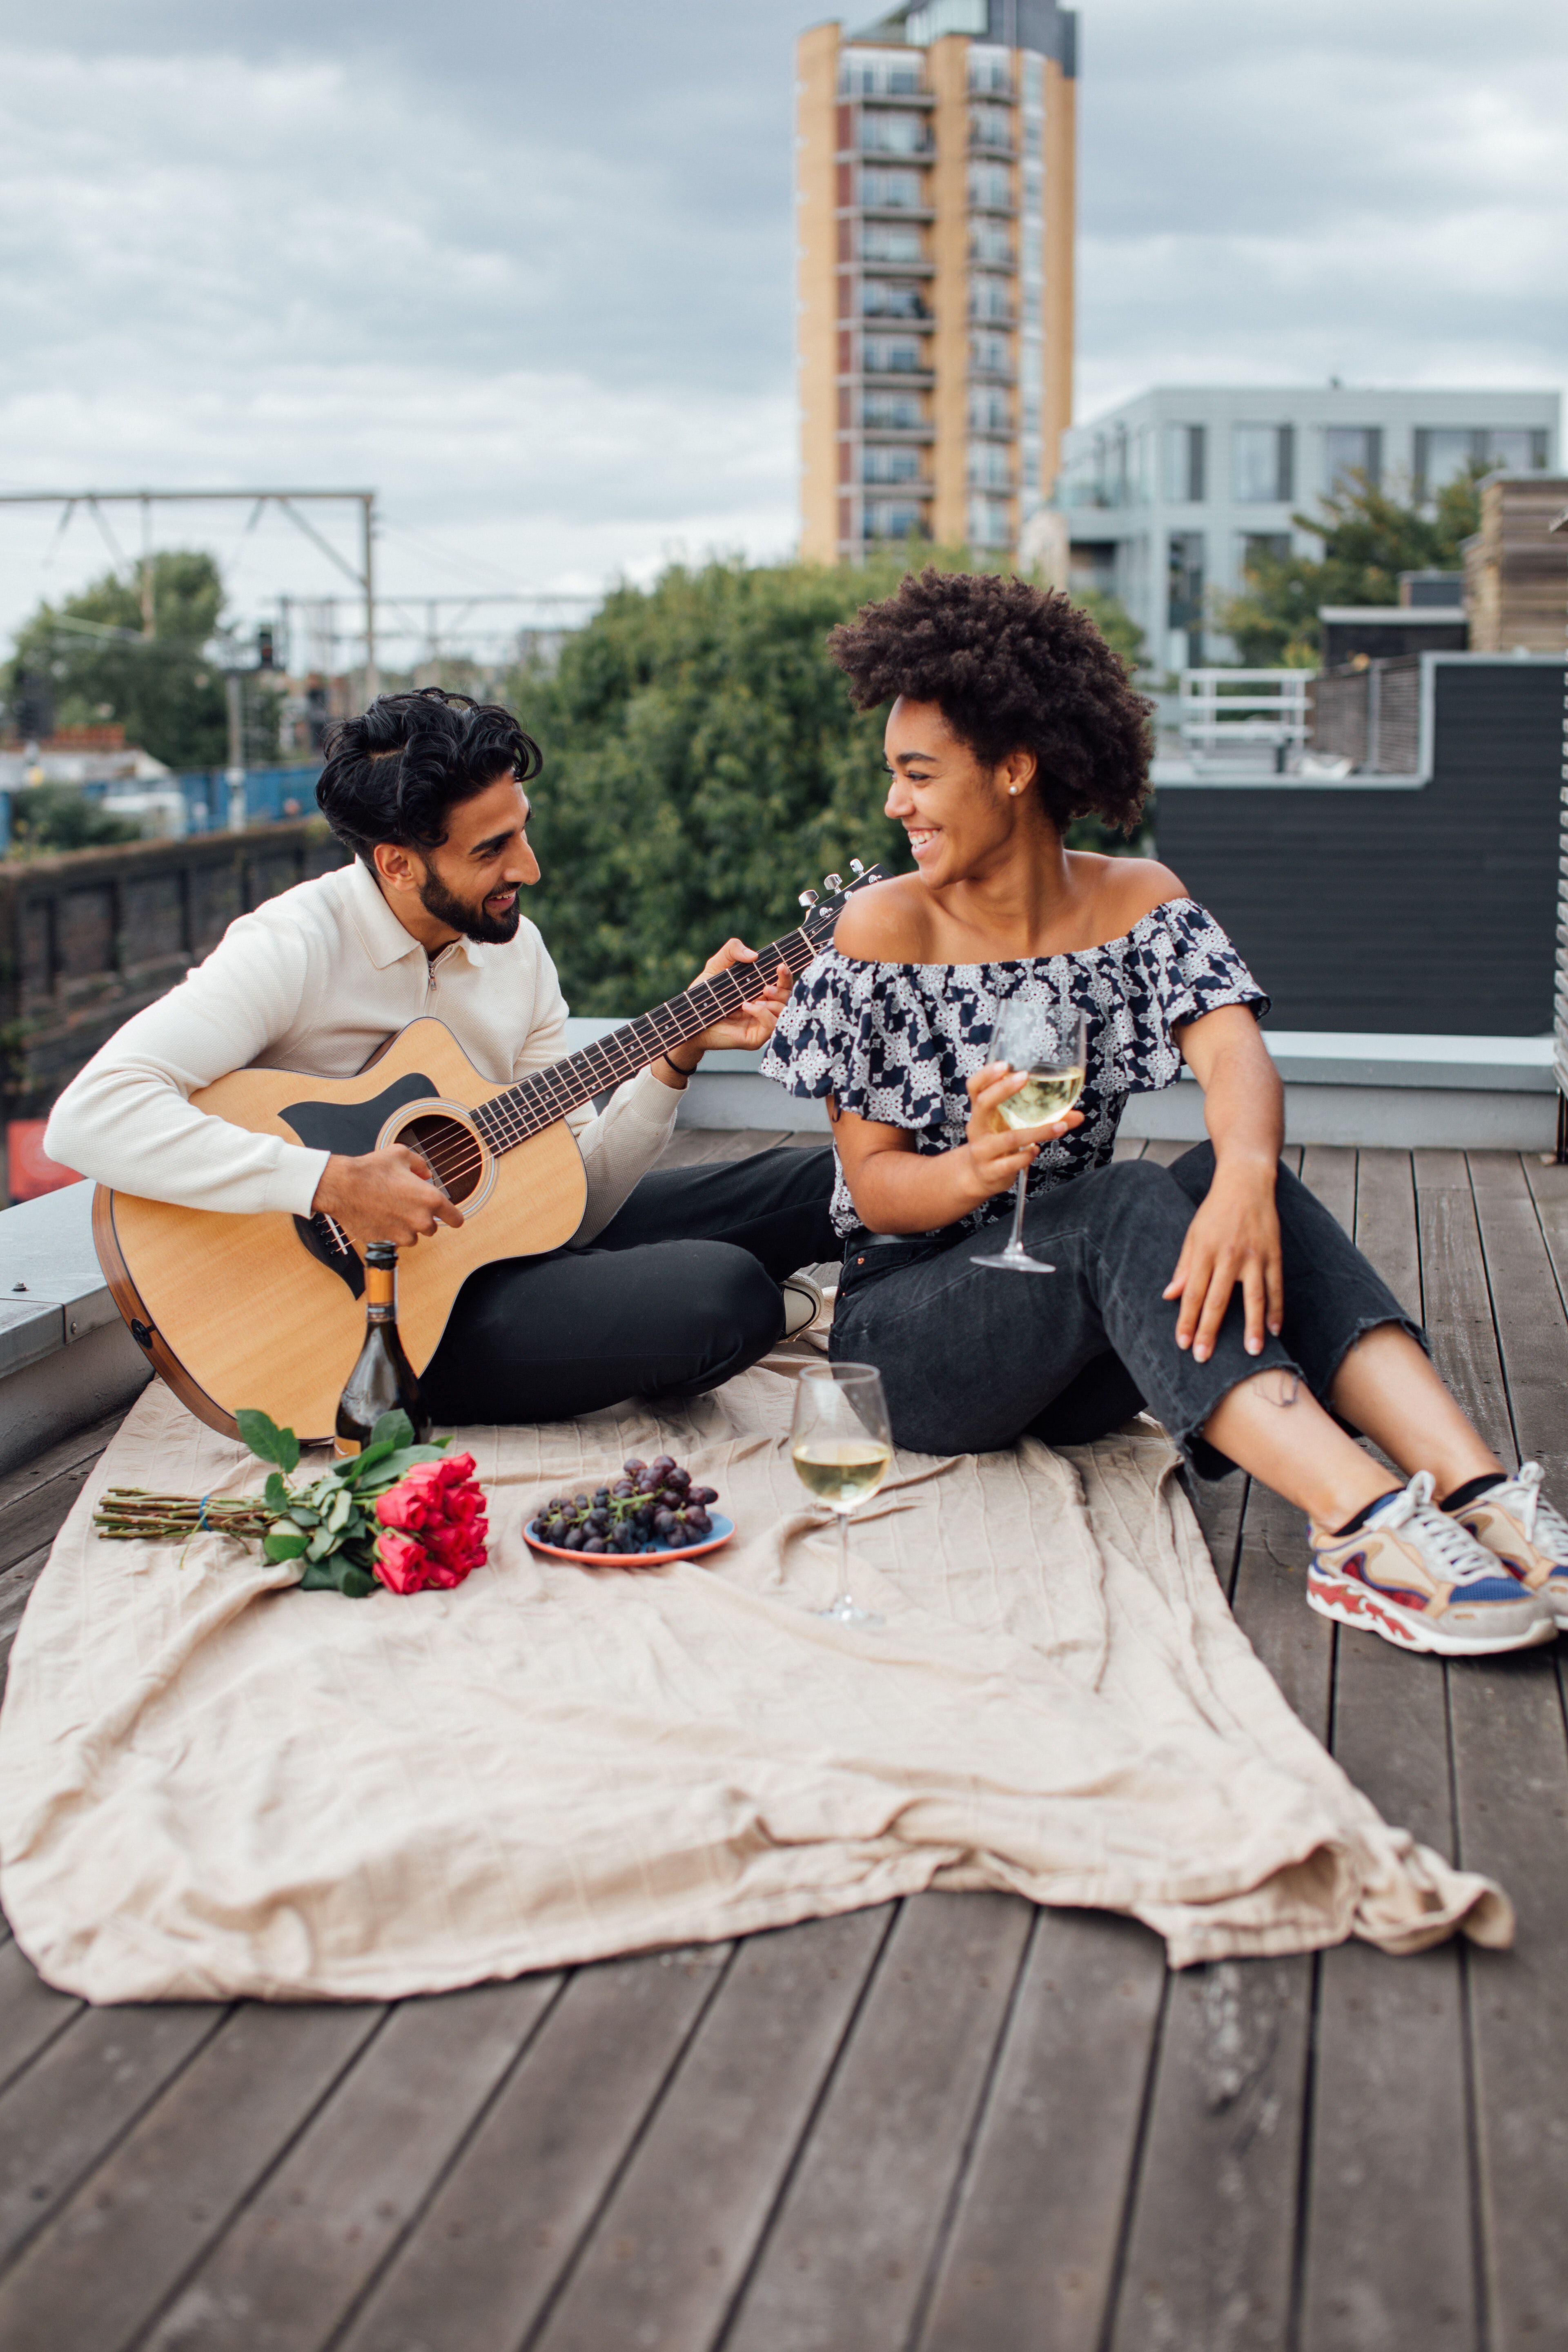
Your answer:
[760,897,1269,1240]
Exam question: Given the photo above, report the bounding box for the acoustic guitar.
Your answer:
[92,864,883,1444]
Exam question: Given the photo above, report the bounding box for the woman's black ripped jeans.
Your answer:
[830,1142,1421,1474]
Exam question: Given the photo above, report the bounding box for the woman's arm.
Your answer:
[830,1071,1082,1234]
[1161,1004,1285,1362]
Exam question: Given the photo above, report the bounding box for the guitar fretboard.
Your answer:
[470,918,824,1157]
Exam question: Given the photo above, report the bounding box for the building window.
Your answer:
[969,332,1012,377]
[967,440,1013,488]
[968,274,1013,322]
[968,219,1013,266]
[906,0,986,42]
[967,162,1013,212]
[864,445,921,483]
[1167,532,1206,666]
[1022,446,1040,489]
[1023,116,1042,157]
[969,103,1013,151]
[967,493,1014,548]
[968,44,1012,92]
[864,392,922,429]
[865,499,927,541]
[864,336,924,374]
[839,50,925,96]
[967,388,1011,432]
[861,222,924,263]
[1233,423,1294,503]
[858,167,923,210]
[1163,425,1205,503]
[859,110,929,156]
[1021,166,1043,220]
[862,280,930,319]
[1414,425,1551,494]
[1324,427,1382,495]
[1022,283,1041,325]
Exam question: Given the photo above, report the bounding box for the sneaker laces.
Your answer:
[1372,1472,1507,1587]
[1483,1461,1568,1559]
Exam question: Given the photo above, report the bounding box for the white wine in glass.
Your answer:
[973,997,1088,1275]
[790,1362,894,1628]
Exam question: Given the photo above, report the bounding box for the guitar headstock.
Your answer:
[797,859,887,949]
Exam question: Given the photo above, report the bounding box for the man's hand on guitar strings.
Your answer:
[685,939,793,1058]
[312,1145,465,1252]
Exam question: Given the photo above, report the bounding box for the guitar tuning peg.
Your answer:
[823,873,844,893]
[849,859,865,878]
[798,889,819,909]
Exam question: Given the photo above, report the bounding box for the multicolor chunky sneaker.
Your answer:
[1451,1462,1568,1626]
[1307,1471,1557,1655]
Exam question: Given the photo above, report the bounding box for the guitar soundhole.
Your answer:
[398,1114,486,1205]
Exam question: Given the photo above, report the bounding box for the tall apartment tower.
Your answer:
[796,0,1077,567]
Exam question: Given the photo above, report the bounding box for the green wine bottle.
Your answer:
[334,1243,430,1457]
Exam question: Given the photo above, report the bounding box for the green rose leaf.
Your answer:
[307,1523,336,1561]
[326,1487,352,1534]
[362,1444,449,1488]
[370,1410,414,1451]
[263,1526,308,1562]
[263,1471,290,1514]
[338,1437,398,1485]
[298,1558,339,1591]
[338,1566,379,1599]
[236,1410,300,1474]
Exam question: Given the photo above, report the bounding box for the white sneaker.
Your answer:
[1307,1471,1557,1655]
[781,1274,825,1340]
[1452,1462,1568,1625]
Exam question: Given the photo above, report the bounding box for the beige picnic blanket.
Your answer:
[0,1366,1508,2002]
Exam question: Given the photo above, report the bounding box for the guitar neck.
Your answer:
[471,920,821,1156]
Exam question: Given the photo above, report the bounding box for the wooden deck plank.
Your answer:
[0,2002,385,2352]
[1108,1484,1317,2352]
[1450,1149,1568,2352]
[0,1545,49,1703]
[0,1407,126,1544]
[0,1936,80,2101]
[1520,1154,1568,1317]
[916,1911,1165,2352]
[0,1417,123,1579]
[722,1892,1033,2352]
[528,1911,889,2352]
[1412,1149,1513,1462]
[332,1948,728,2352]
[1294,1140,1477,2352]
[140,1978,561,2352]
[1298,1143,1356,1238]
[0,2006,227,2273]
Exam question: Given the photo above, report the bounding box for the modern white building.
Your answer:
[1054,385,1561,668]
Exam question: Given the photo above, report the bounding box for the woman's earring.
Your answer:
[1009,786,1020,796]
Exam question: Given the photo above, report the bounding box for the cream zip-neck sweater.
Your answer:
[45,857,679,1245]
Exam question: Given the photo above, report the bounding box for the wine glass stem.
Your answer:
[835,1507,852,1607]
[1007,1167,1029,1255]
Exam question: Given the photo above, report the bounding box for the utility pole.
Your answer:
[225,672,246,832]
[139,495,155,639]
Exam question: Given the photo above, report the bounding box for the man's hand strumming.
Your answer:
[312,1146,465,1251]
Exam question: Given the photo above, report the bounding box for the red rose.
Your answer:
[372,1459,488,1593]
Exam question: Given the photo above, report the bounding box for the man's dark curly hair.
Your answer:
[315,686,543,866]
[827,568,1152,835]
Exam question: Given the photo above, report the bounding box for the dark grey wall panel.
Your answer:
[1153,662,1562,1035]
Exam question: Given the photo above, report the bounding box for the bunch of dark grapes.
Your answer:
[533,1457,721,1557]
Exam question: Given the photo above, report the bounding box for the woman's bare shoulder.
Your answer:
[831,875,936,963]
[1071,853,1188,938]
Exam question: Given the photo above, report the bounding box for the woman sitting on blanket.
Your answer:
[761,568,1568,1659]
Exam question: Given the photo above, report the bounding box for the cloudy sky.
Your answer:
[1,0,1564,651]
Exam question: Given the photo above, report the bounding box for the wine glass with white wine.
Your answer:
[790,1362,895,1628]
[972,996,1088,1275]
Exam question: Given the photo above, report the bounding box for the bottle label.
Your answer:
[334,1437,362,1459]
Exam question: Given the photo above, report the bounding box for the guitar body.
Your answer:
[95,1018,588,1444]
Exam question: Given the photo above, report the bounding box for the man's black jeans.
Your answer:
[831,1143,1421,1473]
[423,1144,838,1425]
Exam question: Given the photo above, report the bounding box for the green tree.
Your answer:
[1069,586,1145,673]
[509,553,1148,1014]
[1215,468,1485,667]
[6,785,143,855]
[4,551,234,770]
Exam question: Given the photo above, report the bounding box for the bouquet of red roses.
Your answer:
[94,1409,489,1600]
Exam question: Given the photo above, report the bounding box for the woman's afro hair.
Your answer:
[828,568,1152,835]
[315,686,543,866]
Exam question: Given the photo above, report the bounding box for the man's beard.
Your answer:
[417,869,522,945]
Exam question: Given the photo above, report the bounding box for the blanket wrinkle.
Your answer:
[0,1366,1512,2002]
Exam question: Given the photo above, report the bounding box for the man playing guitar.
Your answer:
[47,688,837,1425]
